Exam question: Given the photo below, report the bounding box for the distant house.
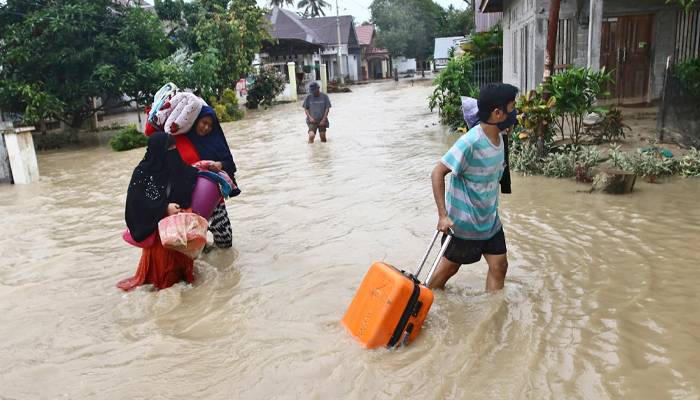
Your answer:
[263,8,361,82]
[479,0,700,104]
[261,7,323,83]
[303,15,361,81]
[433,36,466,71]
[356,24,392,79]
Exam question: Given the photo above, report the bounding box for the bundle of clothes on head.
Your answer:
[144,82,239,198]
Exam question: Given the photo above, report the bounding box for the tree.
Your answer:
[370,0,445,68]
[436,5,474,37]
[194,0,271,98]
[0,0,171,129]
[268,0,295,6]
[297,0,330,17]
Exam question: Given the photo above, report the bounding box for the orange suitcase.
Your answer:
[342,231,453,349]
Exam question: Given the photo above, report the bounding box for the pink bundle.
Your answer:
[152,92,206,135]
[158,212,209,259]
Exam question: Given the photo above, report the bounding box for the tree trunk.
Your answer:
[591,168,637,194]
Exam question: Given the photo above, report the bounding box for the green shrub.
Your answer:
[634,151,676,181]
[34,131,79,150]
[677,147,700,176]
[109,125,147,151]
[246,67,285,109]
[428,54,478,129]
[510,143,542,175]
[546,67,613,144]
[210,88,245,122]
[674,58,700,98]
[609,145,635,172]
[513,145,601,179]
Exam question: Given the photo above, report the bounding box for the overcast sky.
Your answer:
[139,1,469,25]
[255,0,469,24]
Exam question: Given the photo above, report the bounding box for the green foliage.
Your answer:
[34,132,79,151]
[673,58,700,98]
[428,54,478,128]
[436,4,474,37]
[0,1,171,128]
[246,67,286,109]
[585,107,630,144]
[608,145,676,182]
[677,147,700,177]
[666,0,698,12]
[195,0,271,98]
[210,88,245,122]
[540,146,601,179]
[510,143,542,175]
[297,0,331,17]
[545,67,613,144]
[515,89,557,148]
[370,0,445,61]
[109,125,148,152]
[511,143,601,179]
[462,25,502,59]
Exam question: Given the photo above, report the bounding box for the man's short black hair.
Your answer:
[477,83,519,122]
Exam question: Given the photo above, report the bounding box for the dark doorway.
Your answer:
[601,14,654,104]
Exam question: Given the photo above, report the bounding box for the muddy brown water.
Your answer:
[1,82,699,399]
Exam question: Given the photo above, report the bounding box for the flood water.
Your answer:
[1,81,699,399]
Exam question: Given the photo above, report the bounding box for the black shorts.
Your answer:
[442,229,507,265]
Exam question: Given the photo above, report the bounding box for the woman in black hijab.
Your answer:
[118,132,199,291]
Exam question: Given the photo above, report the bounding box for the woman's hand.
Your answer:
[208,162,223,172]
[167,203,181,216]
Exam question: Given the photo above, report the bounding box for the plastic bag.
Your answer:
[158,212,209,259]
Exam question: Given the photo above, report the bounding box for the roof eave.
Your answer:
[479,0,504,13]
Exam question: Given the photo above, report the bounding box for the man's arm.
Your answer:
[320,106,330,126]
[431,162,454,233]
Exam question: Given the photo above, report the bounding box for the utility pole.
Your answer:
[542,0,561,99]
[335,0,345,84]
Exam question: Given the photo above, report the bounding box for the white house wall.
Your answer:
[392,57,417,73]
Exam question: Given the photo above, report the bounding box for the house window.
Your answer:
[555,18,575,70]
[675,9,700,61]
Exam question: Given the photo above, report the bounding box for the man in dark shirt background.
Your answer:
[303,81,331,143]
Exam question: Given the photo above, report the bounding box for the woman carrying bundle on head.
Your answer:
[117,132,198,291]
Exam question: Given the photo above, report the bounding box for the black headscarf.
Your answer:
[186,106,237,178]
[125,132,198,242]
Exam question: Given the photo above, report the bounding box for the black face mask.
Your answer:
[497,109,518,131]
[484,108,518,131]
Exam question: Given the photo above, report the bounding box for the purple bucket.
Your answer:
[191,175,221,220]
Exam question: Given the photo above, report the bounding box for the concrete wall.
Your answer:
[392,57,417,73]
[501,0,547,92]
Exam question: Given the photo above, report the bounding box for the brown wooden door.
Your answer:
[601,15,654,103]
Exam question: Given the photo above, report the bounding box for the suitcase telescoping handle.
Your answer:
[414,229,453,286]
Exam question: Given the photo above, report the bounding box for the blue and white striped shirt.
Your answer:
[441,125,505,240]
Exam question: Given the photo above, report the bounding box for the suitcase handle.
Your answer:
[414,228,453,286]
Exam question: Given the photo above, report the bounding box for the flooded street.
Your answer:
[1,81,699,399]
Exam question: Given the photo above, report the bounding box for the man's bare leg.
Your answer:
[319,130,327,142]
[483,253,508,292]
[308,131,315,143]
[427,257,461,289]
